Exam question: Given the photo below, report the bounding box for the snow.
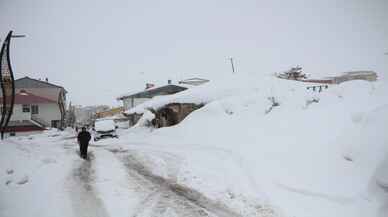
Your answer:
[123,73,388,217]
[1,72,387,217]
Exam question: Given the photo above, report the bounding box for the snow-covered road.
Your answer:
[0,129,270,217]
[114,151,235,217]
[67,153,110,217]
[66,145,241,217]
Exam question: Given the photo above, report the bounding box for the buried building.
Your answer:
[118,78,209,128]
[117,82,188,111]
[117,82,189,127]
[125,103,204,128]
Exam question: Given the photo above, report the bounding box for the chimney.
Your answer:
[145,83,155,89]
[168,79,172,84]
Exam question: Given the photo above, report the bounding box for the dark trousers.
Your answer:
[80,143,88,159]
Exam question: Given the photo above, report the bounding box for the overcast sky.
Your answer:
[1,0,387,106]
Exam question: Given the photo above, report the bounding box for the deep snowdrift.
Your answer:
[123,73,388,217]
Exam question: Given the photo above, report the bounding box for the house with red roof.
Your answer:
[0,77,67,135]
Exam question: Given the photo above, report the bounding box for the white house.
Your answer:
[117,82,188,111]
[14,77,67,127]
[1,77,67,135]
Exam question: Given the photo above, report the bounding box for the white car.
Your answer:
[93,119,118,141]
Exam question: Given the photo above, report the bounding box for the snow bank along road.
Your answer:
[0,131,275,217]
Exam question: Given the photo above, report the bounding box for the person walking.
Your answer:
[77,127,91,159]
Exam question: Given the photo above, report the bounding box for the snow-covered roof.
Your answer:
[124,75,308,115]
[117,84,189,100]
[178,77,210,86]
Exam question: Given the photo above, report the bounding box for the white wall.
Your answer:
[122,98,131,110]
[37,103,61,125]
[10,104,31,121]
[10,103,61,127]
[134,98,149,107]
[122,97,150,110]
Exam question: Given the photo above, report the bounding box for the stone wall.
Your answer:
[151,103,204,128]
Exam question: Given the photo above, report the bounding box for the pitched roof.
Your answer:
[179,77,210,82]
[0,91,57,104]
[178,77,210,86]
[15,76,67,93]
[117,84,188,100]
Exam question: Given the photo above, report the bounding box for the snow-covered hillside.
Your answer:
[1,73,387,217]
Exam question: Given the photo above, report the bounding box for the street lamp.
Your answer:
[11,34,26,38]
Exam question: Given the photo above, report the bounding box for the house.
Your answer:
[95,107,123,119]
[0,76,67,135]
[117,82,188,111]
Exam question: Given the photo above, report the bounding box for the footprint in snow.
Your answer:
[17,176,29,185]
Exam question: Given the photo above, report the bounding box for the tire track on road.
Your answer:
[112,151,240,217]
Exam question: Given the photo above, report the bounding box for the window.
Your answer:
[22,104,30,113]
[31,105,39,114]
[51,120,60,128]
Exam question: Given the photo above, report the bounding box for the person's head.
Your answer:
[81,127,86,131]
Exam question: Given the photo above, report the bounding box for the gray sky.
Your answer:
[1,0,387,106]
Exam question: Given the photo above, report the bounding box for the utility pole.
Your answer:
[229,57,236,73]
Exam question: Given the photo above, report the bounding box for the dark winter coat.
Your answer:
[77,131,91,145]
